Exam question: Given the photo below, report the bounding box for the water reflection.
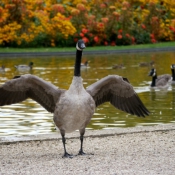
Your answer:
[0,51,175,136]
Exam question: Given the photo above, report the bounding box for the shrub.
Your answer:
[0,0,175,47]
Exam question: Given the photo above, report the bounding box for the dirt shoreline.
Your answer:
[0,124,175,175]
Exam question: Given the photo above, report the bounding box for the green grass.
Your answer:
[0,41,175,53]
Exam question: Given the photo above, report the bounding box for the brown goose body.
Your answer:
[0,40,149,158]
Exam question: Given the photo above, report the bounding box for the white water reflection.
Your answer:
[0,51,175,136]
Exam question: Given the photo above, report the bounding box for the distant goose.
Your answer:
[0,40,149,158]
[112,64,124,69]
[0,65,5,72]
[149,68,171,89]
[15,62,33,71]
[139,61,154,67]
[81,60,89,68]
[155,64,175,84]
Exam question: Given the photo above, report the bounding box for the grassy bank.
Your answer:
[0,41,175,53]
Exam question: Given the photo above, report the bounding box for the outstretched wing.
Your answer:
[86,75,149,117]
[0,74,65,113]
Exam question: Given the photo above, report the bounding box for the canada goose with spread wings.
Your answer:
[0,40,149,158]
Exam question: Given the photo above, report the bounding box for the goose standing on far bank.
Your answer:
[0,40,149,158]
[15,62,33,71]
[149,68,171,89]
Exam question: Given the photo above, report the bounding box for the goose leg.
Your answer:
[78,129,86,155]
[60,130,73,158]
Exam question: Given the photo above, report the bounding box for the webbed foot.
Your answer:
[77,150,94,156]
[78,150,86,155]
[62,152,73,158]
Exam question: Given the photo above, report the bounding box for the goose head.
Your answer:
[171,64,175,70]
[29,62,34,67]
[76,39,86,51]
[148,68,157,77]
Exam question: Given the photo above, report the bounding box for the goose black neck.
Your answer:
[151,75,157,87]
[74,50,82,77]
[172,69,175,81]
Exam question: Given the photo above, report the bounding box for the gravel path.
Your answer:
[0,125,175,175]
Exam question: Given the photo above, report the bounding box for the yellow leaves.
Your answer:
[51,4,64,13]
[109,6,116,10]
[50,13,76,38]
[1,0,77,45]
[160,22,165,28]
[171,19,175,27]
[17,40,22,45]
[71,8,80,16]
[50,39,55,47]
[0,0,175,46]
[76,3,86,11]
[142,9,150,15]
[0,22,21,43]
[21,33,30,42]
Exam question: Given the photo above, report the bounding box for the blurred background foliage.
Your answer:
[0,0,175,47]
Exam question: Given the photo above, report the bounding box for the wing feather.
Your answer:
[0,74,64,113]
[86,75,149,117]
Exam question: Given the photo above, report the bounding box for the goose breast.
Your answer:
[54,78,95,133]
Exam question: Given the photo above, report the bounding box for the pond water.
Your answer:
[0,51,175,136]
